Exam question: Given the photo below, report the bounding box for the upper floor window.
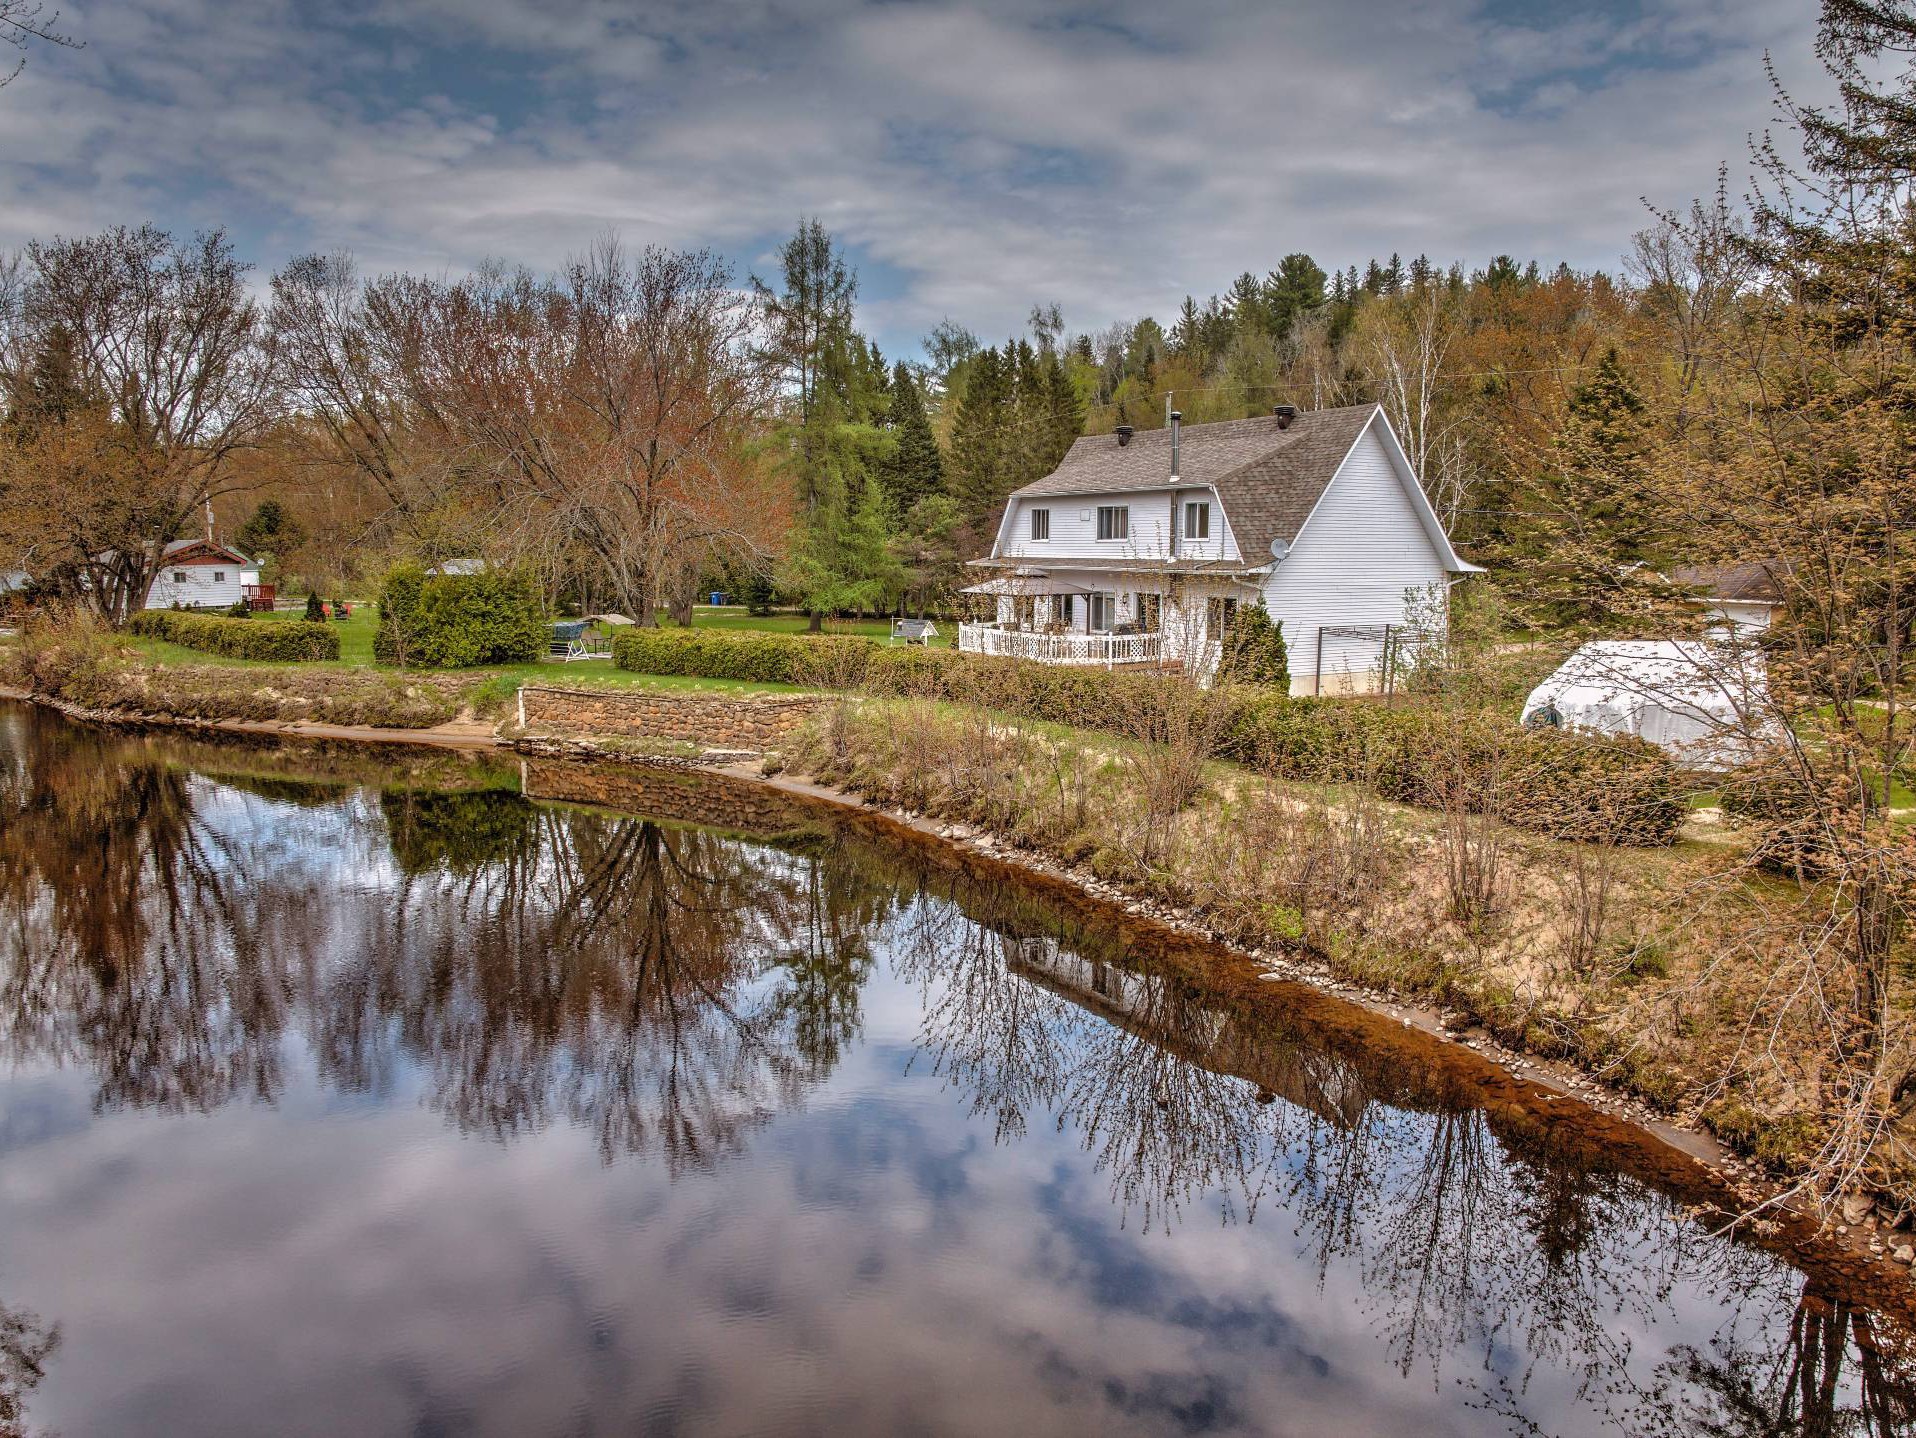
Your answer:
[1184,501,1210,541]
[1096,505,1129,542]
[1030,508,1050,541]
[213,571,226,584]
[173,571,188,584]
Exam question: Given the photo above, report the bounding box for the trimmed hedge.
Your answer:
[612,627,1687,845]
[1226,695,1687,846]
[374,565,547,668]
[128,609,341,662]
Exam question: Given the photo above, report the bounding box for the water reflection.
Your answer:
[0,703,1912,1436]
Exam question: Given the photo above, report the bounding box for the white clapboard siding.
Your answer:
[144,564,248,610]
[1000,486,1241,565]
[1262,419,1447,694]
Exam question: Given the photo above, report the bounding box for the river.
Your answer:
[0,701,1909,1436]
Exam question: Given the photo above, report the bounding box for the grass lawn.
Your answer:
[126,602,941,687]
[660,606,953,647]
[121,605,808,701]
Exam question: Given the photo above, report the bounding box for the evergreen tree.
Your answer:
[879,362,944,522]
[1264,254,1327,341]
[781,387,901,626]
[235,498,303,557]
[1225,271,1269,340]
[948,345,1010,527]
[1511,349,1670,627]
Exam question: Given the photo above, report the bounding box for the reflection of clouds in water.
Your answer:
[3,1046,1471,1438]
[0,710,1911,1437]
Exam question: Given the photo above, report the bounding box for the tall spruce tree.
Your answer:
[948,345,1009,528]
[1511,349,1672,628]
[879,361,943,523]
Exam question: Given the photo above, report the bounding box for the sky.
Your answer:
[0,0,1823,360]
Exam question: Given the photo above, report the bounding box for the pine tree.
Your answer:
[1264,254,1327,341]
[1225,271,1269,340]
[948,346,1009,528]
[879,362,944,522]
[1512,349,1669,628]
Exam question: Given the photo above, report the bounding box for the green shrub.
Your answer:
[1226,694,1685,846]
[611,626,869,684]
[304,591,325,622]
[128,609,341,662]
[224,600,252,619]
[1222,606,1289,689]
[374,565,548,668]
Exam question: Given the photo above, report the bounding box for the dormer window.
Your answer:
[1030,508,1050,542]
[1096,505,1129,541]
[1184,501,1210,540]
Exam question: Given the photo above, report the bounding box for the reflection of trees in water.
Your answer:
[338,808,886,1171]
[0,1302,58,1438]
[3,710,1915,1434]
[0,711,289,1112]
[889,867,1916,1436]
[0,712,888,1175]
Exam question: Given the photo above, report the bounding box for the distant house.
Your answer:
[1670,562,1784,635]
[961,403,1481,693]
[144,539,260,611]
[427,558,486,578]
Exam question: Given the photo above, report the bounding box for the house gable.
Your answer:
[1262,416,1455,691]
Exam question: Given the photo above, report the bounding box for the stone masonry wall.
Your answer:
[516,685,828,751]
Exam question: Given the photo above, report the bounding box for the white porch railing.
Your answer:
[957,622,1165,667]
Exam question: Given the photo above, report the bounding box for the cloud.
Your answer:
[0,0,1825,355]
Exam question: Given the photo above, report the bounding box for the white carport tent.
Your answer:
[1520,640,1771,768]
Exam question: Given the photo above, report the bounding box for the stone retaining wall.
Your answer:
[516,685,827,751]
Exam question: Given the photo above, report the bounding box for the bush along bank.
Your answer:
[129,609,342,662]
[773,694,1908,1220]
[614,627,1685,846]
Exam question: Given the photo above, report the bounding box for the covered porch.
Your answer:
[956,566,1239,673]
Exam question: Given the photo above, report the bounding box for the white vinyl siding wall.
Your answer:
[144,564,251,610]
[997,488,1240,565]
[1261,420,1448,695]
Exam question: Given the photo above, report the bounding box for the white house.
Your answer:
[960,403,1481,694]
[143,538,261,610]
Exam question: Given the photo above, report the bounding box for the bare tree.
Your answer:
[0,1,76,87]
[0,226,277,621]
[394,238,783,621]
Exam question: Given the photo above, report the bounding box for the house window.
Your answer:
[213,571,226,584]
[1057,595,1076,628]
[1184,501,1210,540]
[1030,508,1051,541]
[1096,505,1129,541]
[1134,593,1162,632]
[1205,596,1239,641]
[173,571,188,584]
[1089,593,1117,633]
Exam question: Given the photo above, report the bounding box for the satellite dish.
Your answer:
[1268,537,1290,561]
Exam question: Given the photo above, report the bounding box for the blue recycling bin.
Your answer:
[709,591,727,606]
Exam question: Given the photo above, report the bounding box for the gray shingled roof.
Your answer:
[1011,403,1381,563]
[1670,561,1785,604]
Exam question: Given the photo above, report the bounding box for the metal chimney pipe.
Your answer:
[1169,410,1182,480]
